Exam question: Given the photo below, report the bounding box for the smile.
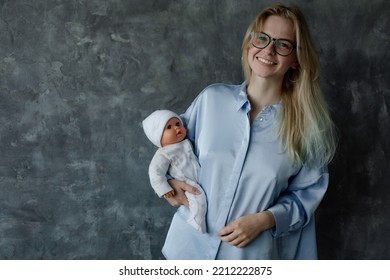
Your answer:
[257,57,276,65]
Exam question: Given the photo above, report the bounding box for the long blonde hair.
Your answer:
[242,4,337,166]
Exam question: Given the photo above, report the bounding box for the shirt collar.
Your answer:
[236,82,250,112]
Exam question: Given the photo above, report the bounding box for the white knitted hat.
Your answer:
[142,110,182,147]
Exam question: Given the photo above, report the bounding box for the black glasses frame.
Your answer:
[250,31,296,56]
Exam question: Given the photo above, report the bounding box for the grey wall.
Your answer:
[0,0,389,259]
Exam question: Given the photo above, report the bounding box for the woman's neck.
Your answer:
[246,78,282,122]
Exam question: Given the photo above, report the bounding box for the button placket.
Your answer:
[258,106,272,126]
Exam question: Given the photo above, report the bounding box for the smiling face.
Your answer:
[160,117,187,147]
[247,15,297,84]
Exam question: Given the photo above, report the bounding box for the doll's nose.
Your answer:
[175,126,183,133]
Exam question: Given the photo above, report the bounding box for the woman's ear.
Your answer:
[291,61,299,69]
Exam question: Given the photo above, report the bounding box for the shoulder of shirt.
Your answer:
[200,83,242,95]
[195,83,243,104]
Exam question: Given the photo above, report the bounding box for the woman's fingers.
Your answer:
[165,179,193,207]
[170,179,200,195]
[218,213,270,248]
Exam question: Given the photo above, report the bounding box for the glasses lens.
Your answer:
[252,33,270,48]
[274,39,294,56]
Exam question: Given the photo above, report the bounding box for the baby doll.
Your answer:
[142,110,207,233]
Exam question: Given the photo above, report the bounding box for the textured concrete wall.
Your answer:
[0,0,389,259]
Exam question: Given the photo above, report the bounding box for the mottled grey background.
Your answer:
[0,0,389,259]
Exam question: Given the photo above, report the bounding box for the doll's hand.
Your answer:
[218,211,275,248]
[166,179,201,208]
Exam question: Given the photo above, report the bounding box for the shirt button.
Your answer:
[259,117,264,122]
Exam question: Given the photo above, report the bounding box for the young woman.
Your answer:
[162,4,337,259]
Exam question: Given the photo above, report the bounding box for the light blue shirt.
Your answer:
[162,82,328,259]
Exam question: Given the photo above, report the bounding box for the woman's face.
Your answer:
[247,15,297,83]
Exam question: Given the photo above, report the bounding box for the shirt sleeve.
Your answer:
[267,164,329,238]
[148,151,173,197]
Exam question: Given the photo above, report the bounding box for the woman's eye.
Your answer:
[176,122,181,126]
[279,43,288,49]
[259,35,268,42]
[167,125,172,129]
[276,40,292,50]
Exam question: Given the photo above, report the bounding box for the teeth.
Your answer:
[258,57,275,65]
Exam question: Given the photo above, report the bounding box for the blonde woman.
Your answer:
[162,4,337,259]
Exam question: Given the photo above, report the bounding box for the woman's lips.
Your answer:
[257,56,276,65]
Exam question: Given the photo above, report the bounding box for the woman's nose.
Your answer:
[263,42,276,55]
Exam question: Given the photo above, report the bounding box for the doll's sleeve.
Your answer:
[148,151,173,197]
[267,164,329,238]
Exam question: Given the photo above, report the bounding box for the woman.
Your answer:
[162,4,337,259]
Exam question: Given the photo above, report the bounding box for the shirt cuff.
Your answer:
[267,204,290,238]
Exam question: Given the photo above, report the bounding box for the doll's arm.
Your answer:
[148,152,174,197]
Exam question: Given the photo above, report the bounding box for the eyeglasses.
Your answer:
[250,31,296,56]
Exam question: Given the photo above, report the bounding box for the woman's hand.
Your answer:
[218,211,275,248]
[165,179,201,208]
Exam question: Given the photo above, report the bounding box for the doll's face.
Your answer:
[160,117,187,147]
